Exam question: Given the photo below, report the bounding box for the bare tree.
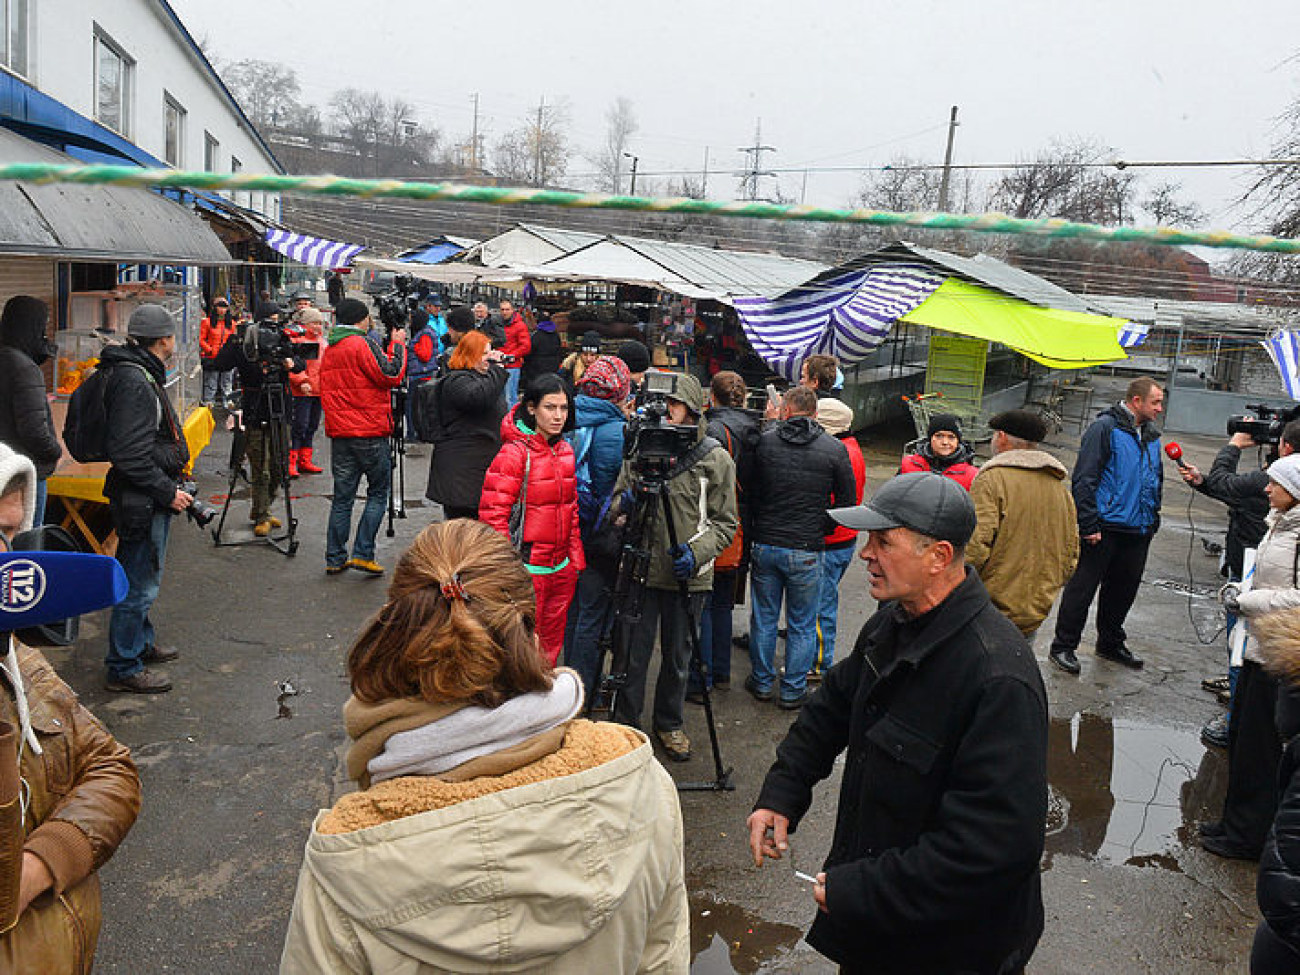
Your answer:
[329,89,439,174]
[858,155,945,212]
[222,59,302,130]
[590,97,638,192]
[1233,95,1300,286]
[989,138,1137,224]
[1142,180,1207,226]
[492,100,570,186]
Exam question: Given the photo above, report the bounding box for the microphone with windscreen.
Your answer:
[0,549,128,634]
[1164,442,1189,470]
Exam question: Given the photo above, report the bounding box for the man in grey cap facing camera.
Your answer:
[748,472,1048,975]
[100,304,192,693]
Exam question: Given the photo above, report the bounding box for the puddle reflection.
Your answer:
[688,893,803,974]
[1046,711,1221,870]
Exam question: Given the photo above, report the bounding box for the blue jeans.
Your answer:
[327,437,391,567]
[291,397,322,451]
[505,368,521,407]
[563,561,614,703]
[106,510,173,680]
[814,544,856,676]
[748,542,823,701]
[201,366,234,405]
[690,569,736,692]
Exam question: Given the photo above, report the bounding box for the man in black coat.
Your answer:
[101,305,193,694]
[0,296,61,524]
[749,473,1048,975]
[746,385,856,708]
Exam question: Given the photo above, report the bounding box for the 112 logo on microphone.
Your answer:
[1,558,46,614]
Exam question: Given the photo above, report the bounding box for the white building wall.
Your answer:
[23,0,278,217]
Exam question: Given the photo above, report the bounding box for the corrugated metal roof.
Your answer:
[1085,293,1289,332]
[542,233,827,302]
[516,223,605,253]
[861,242,1100,313]
[0,127,232,264]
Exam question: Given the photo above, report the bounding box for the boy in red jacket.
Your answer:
[498,299,532,407]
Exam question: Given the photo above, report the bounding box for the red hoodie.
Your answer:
[501,312,532,365]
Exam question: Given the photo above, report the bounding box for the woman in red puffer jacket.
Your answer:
[481,374,585,665]
[287,308,329,476]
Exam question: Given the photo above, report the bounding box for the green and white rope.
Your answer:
[0,161,1296,256]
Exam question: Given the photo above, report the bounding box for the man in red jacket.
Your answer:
[319,298,406,576]
[499,299,532,407]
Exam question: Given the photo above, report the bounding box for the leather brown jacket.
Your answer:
[0,643,141,974]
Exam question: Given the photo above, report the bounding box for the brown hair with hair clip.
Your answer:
[347,519,551,707]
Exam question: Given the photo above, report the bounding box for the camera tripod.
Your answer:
[387,385,408,537]
[589,476,734,793]
[211,379,299,556]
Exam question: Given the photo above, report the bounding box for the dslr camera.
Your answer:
[180,480,217,529]
[1226,403,1300,447]
[623,372,697,479]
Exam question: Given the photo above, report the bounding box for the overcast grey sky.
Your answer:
[173,0,1300,230]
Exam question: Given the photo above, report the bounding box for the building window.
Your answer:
[230,155,241,173]
[163,95,185,167]
[0,0,31,77]
[204,132,218,171]
[93,29,133,136]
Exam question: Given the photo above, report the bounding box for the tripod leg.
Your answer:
[212,421,248,545]
[660,493,734,792]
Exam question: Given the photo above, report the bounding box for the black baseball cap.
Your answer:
[829,472,976,545]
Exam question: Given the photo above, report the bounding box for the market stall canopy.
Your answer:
[459,223,603,268]
[735,243,1130,379]
[0,127,232,264]
[352,255,527,286]
[264,228,364,268]
[540,234,827,303]
[397,235,479,265]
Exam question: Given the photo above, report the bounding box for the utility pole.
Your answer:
[469,92,480,173]
[701,146,710,197]
[534,96,545,186]
[737,118,776,202]
[623,152,639,195]
[937,105,959,212]
[800,169,809,205]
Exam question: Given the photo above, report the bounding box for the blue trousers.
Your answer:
[505,368,521,407]
[814,544,856,676]
[106,510,173,680]
[33,478,46,527]
[690,569,736,692]
[563,561,614,703]
[748,542,823,701]
[327,437,391,567]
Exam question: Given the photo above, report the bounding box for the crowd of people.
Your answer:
[8,276,1300,973]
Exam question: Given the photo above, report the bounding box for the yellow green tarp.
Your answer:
[900,277,1129,369]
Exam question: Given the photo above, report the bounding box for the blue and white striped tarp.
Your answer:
[1263,329,1300,400]
[1117,322,1149,348]
[733,262,945,380]
[264,229,364,268]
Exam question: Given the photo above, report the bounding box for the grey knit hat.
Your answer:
[1269,454,1300,502]
[127,304,176,339]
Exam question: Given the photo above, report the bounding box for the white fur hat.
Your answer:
[0,441,35,534]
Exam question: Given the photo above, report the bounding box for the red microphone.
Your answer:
[1164,442,1189,469]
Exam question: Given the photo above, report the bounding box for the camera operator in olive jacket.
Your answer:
[609,373,737,763]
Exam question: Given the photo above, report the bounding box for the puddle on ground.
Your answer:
[1045,711,1220,871]
[688,893,803,974]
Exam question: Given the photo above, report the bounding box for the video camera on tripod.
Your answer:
[375,274,421,338]
[243,315,318,379]
[623,372,700,476]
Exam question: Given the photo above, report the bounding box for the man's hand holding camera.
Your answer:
[170,487,194,513]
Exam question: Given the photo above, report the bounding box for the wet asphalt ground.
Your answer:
[48,404,1262,974]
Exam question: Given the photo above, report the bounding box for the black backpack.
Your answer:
[412,377,445,444]
[63,361,154,463]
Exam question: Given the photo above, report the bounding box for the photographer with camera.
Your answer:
[211,301,305,537]
[198,296,238,409]
[611,373,738,763]
[100,305,191,694]
[319,298,407,575]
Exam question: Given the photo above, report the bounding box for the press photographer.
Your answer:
[211,301,306,538]
[606,371,737,763]
[99,304,192,694]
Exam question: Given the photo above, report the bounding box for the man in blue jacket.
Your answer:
[1049,376,1164,674]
